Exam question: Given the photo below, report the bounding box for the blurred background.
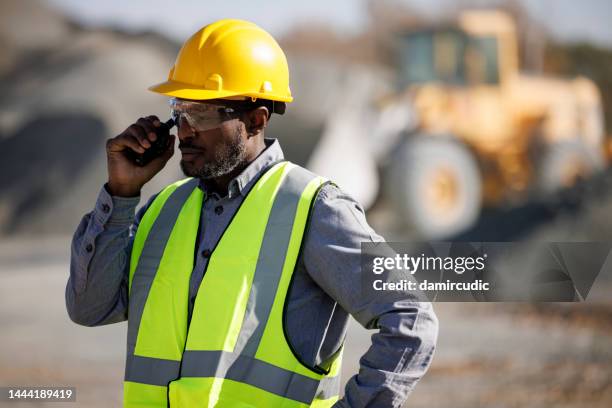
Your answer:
[1,0,611,406]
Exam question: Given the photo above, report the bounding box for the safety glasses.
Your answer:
[169,98,241,131]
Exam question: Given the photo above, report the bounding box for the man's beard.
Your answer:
[180,127,248,180]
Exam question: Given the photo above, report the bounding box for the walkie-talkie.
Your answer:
[124,118,175,166]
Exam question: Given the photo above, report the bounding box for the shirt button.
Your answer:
[201,249,211,258]
[101,204,110,213]
[214,205,223,215]
[85,243,93,252]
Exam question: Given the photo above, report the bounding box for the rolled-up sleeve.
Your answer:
[65,184,149,326]
[303,183,439,408]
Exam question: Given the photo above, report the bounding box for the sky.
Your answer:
[45,0,612,48]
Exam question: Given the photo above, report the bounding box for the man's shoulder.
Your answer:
[285,162,331,186]
[283,162,361,208]
[313,181,366,215]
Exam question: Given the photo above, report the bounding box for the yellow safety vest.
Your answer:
[123,161,344,407]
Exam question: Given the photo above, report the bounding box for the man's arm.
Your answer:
[66,114,175,327]
[303,183,439,408]
[65,184,155,326]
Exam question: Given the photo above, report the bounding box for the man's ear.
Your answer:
[246,106,269,136]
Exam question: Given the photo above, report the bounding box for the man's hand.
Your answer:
[106,115,175,197]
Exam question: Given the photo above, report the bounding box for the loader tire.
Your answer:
[388,136,482,239]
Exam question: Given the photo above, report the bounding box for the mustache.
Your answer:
[178,142,204,150]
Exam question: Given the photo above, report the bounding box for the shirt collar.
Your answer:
[197,137,284,199]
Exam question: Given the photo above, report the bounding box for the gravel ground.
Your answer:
[1,233,611,408]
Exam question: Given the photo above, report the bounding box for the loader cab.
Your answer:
[395,27,501,89]
[392,11,520,153]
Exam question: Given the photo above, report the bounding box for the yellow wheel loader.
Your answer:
[308,10,606,238]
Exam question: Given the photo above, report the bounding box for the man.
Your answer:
[66,19,438,407]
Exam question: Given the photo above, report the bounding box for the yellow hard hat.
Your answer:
[149,19,292,103]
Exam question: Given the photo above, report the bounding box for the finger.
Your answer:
[137,117,158,142]
[107,134,145,154]
[126,124,151,149]
[145,115,161,128]
[137,117,157,134]
[121,134,147,154]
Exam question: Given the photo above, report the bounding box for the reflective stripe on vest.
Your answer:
[123,161,344,407]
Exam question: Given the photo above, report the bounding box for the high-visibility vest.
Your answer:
[123,161,344,407]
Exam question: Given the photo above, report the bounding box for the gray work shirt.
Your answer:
[66,137,438,408]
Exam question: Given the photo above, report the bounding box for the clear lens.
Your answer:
[168,98,237,131]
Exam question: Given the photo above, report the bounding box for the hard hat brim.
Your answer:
[148,80,242,101]
[149,80,293,103]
